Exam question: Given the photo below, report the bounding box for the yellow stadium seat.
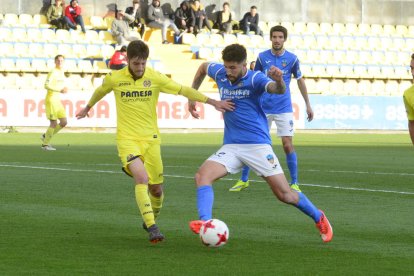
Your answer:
[0,27,12,42]
[353,64,368,78]
[379,37,393,52]
[100,44,115,59]
[27,28,42,42]
[343,79,358,95]
[33,14,51,28]
[341,36,355,50]
[63,58,78,72]
[83,30,101,44]
[223,34,237,45]
[314,78,330,94]
[357,79,372,96]
[394,65,410,79]
[367,36,381,50]
[400,80,413,92]
[69,30,84,43]
[15,58,33,72]
[367,65,381,78]
[79,75,95,90]
[392,37,406,51]
[83,16,93,30]
[93,60,110,74]
[31,58,48,72]
[41,29,57,42]
[28,43,44,58]
[11,27,27,42]
[357,23,370,36]
[19,14,34,27]
[319,22,333,35]
[358,50,373,64]
[371,80,386,95]
[339,64,354,78]
[98,30,116,44]
[104,17,115,31]
[86,44,102,59]
[383,24,396,36]
[385,80,400,96]
[43,43,58,58]
[57,44,74,58]
[0,58,16,72]
[354,36,369,50]
[344,23,358,36]
[332,49,346,63]
[0,42,14,57]
[194,33,210,46]
[13,43,29,57]
[72,44,87,58]
[325,64,341,78]
[236,34,251,46]
[31,74,48,90]
[90,16,106,30]
[249,35,265,48]
[181,33,195,44]
[302,34,317,49]
[198,47,213,59]
[306,22,320,35]
[78,60,94,73]
[370,24,383,36]
[371,50,385,65]
[380,65,395,79]
[319,50,333,64]
[332,23,345,35]
[55,29,71,42]
[3,13,19,27]
[292,22,307,35]
[209,33,224,46]
[279,21,293,32]
[395,25,408,37]
[329,79,345,95]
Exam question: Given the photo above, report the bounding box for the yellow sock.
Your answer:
[135,184,155,228]
[53,125,63,135]
[149,191,164,219]
[43,127,55,145]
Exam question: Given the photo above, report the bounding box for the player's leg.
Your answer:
[409,120,414,145]
[264,174,333,242]
[229,165,250,191]
[54,117,67,135]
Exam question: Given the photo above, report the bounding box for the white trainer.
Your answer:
[41,145,56,151]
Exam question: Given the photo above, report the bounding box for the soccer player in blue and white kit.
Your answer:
[188,44,333,243]
[231,25,313,192]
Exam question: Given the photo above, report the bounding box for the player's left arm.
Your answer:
[297,77,314,122]
[266,66,286,94]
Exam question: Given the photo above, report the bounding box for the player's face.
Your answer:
[410,58,414,79]
[271,31,285,52]
[55,57,64,69]
[128,57,147,78]
[224,60,246,83]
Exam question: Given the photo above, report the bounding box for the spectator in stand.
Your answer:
[64,0,86,33]
[146,0,183,44]
[125,0,146,38]
[215,2,232,34]
[191,0,211,34]
[174,1,195,33]
[108,46,128,70]
[239,5,263,36]
[46,0,66,29]
[112,9,141,46]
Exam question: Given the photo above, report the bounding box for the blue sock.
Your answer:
[240,165,250,182]
[286,152,298,184]
[197,185,214,220]
[296,192,322,223]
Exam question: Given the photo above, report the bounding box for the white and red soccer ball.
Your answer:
[199,219,229,247]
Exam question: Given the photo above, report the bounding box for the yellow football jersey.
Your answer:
[403,85,414,120]
[44,68,66,103]
[88,66,183,140]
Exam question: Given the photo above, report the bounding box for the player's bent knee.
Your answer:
[149,184,163,197]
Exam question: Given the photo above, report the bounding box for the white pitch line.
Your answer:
[1,164,413,195]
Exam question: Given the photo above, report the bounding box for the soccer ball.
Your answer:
[199,219,229,247]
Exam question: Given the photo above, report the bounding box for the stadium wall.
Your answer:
[1,0,414,25]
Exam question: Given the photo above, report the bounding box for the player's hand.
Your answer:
[267,66,283,82]
[307,106,314,122]
[76,106,90,119]
[212,99,235,113]
[188,100,200,119]
[61,87,68,93]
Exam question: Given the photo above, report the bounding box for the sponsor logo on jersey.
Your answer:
[119,82,131,86]
[121,90,153,97]
[282,59,287,67]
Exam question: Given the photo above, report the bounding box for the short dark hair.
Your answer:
[54,54,64,61]
[251,5,257,9]
[270,25,288,40]
[120,46,127,52]
[127,40,149,60]
[222,44,247,63]
[411,53,414,59]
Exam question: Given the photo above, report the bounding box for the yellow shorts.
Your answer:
[46,99,66,120]
[117,139,164,184]
[403,92,414,120]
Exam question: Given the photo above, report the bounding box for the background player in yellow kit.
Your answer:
[403,53,414,145]
[76,40,234,243]
[41,54,68,151]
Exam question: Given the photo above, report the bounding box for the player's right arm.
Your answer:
[76,73,114,119]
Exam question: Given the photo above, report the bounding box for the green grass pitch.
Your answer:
[1,132,413,275]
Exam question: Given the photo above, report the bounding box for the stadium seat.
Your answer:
[357,79,372,95]
[319,22,333,35]
[304,78,317,93]
[395,25,408,37]
[302,34,317,49]
[15,58,33,72]
[332,49,346,63]
[0,27,12,42]
[3,13,19,27]
[329,79,345,95]
[0,42,14,57]
[33,14,51,28]
[11,27,27,42]
[343,50,359,64]
[63,58,78,72]
[344,23,358,36]
[314,78,330,94]
[343,79,358,95]
[181,33,195,44]
[82,16,93,30]
[311,64,327,78]
[367,64,382,78]
[13,43,29,57]
[57,44,74,58]
[367,36,381,50]
[354,36,369,50]
[300,63,313,77]
[103,17,115,31]
[18,14,34,27]
[2,73,19,89]
[100,44,115,60]
[353,64,368,78]
[72,44,87,58]
[370,24,383,36]
[258,21,268,34]
[315,35,330,50]
[371,80,386,95]
[371,50,385,64]
[194,33,210,46]
[341,35,355,50]
[223,34,237,45]
[289,34,303,49]
[55,29,71,42]
[209,33,224,46]
[392,37,406,51]
[279,22,293,32]
[0,58,16,72]
[79,75,94,90]
[83,30,101,44]
[399,80,413,93]
[380,65,395,79]
[198,47,213,59]
[383,24,396,36]
[27,28,43,42]
[379,37,393,52]
[78,60,94,73]
[306,22,320,34]
[31,58,48,72]
[292,22,307,34]
[41,29,57,42]
[16,73,36,89]
[385,80,400,96]
[98,30,117,44]
[327,35,343,50]
[383,50,399,66]
[339,64,354,78]
[358,50,373,64]
[93,60,110,74]
[325,64,341,78]
[357,23,371,36]
[43,43,58,58]
[86,44,102,59]
[236,34,251,46]
[31,73,47,90]
[28,43,44,58]
[90,16,106,30]
[249,35,265,48]
[394,65,410,79]
[332,23,345,35]
[67,74,83,90]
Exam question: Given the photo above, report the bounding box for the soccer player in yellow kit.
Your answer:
[41,54,68,151]
[403,53,414,145]
[76,40,234,243]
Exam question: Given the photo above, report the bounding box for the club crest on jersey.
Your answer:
[238,81,244,87]
[143,80,151,87]
[281,59,287,67]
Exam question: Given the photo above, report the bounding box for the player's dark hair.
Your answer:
[270,25,288,40]
[222,44,247,63]
[127,40,149,60]
[54,54,64,61]
[251,5,257,9]
[411,53,414,59]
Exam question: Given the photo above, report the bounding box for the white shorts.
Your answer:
[207,144,284,177]
[266,112,294,137]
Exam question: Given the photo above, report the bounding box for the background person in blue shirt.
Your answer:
[231,25,314,193]
[187,44,333,243]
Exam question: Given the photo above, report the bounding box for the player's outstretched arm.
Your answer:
[266,65,286,94]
